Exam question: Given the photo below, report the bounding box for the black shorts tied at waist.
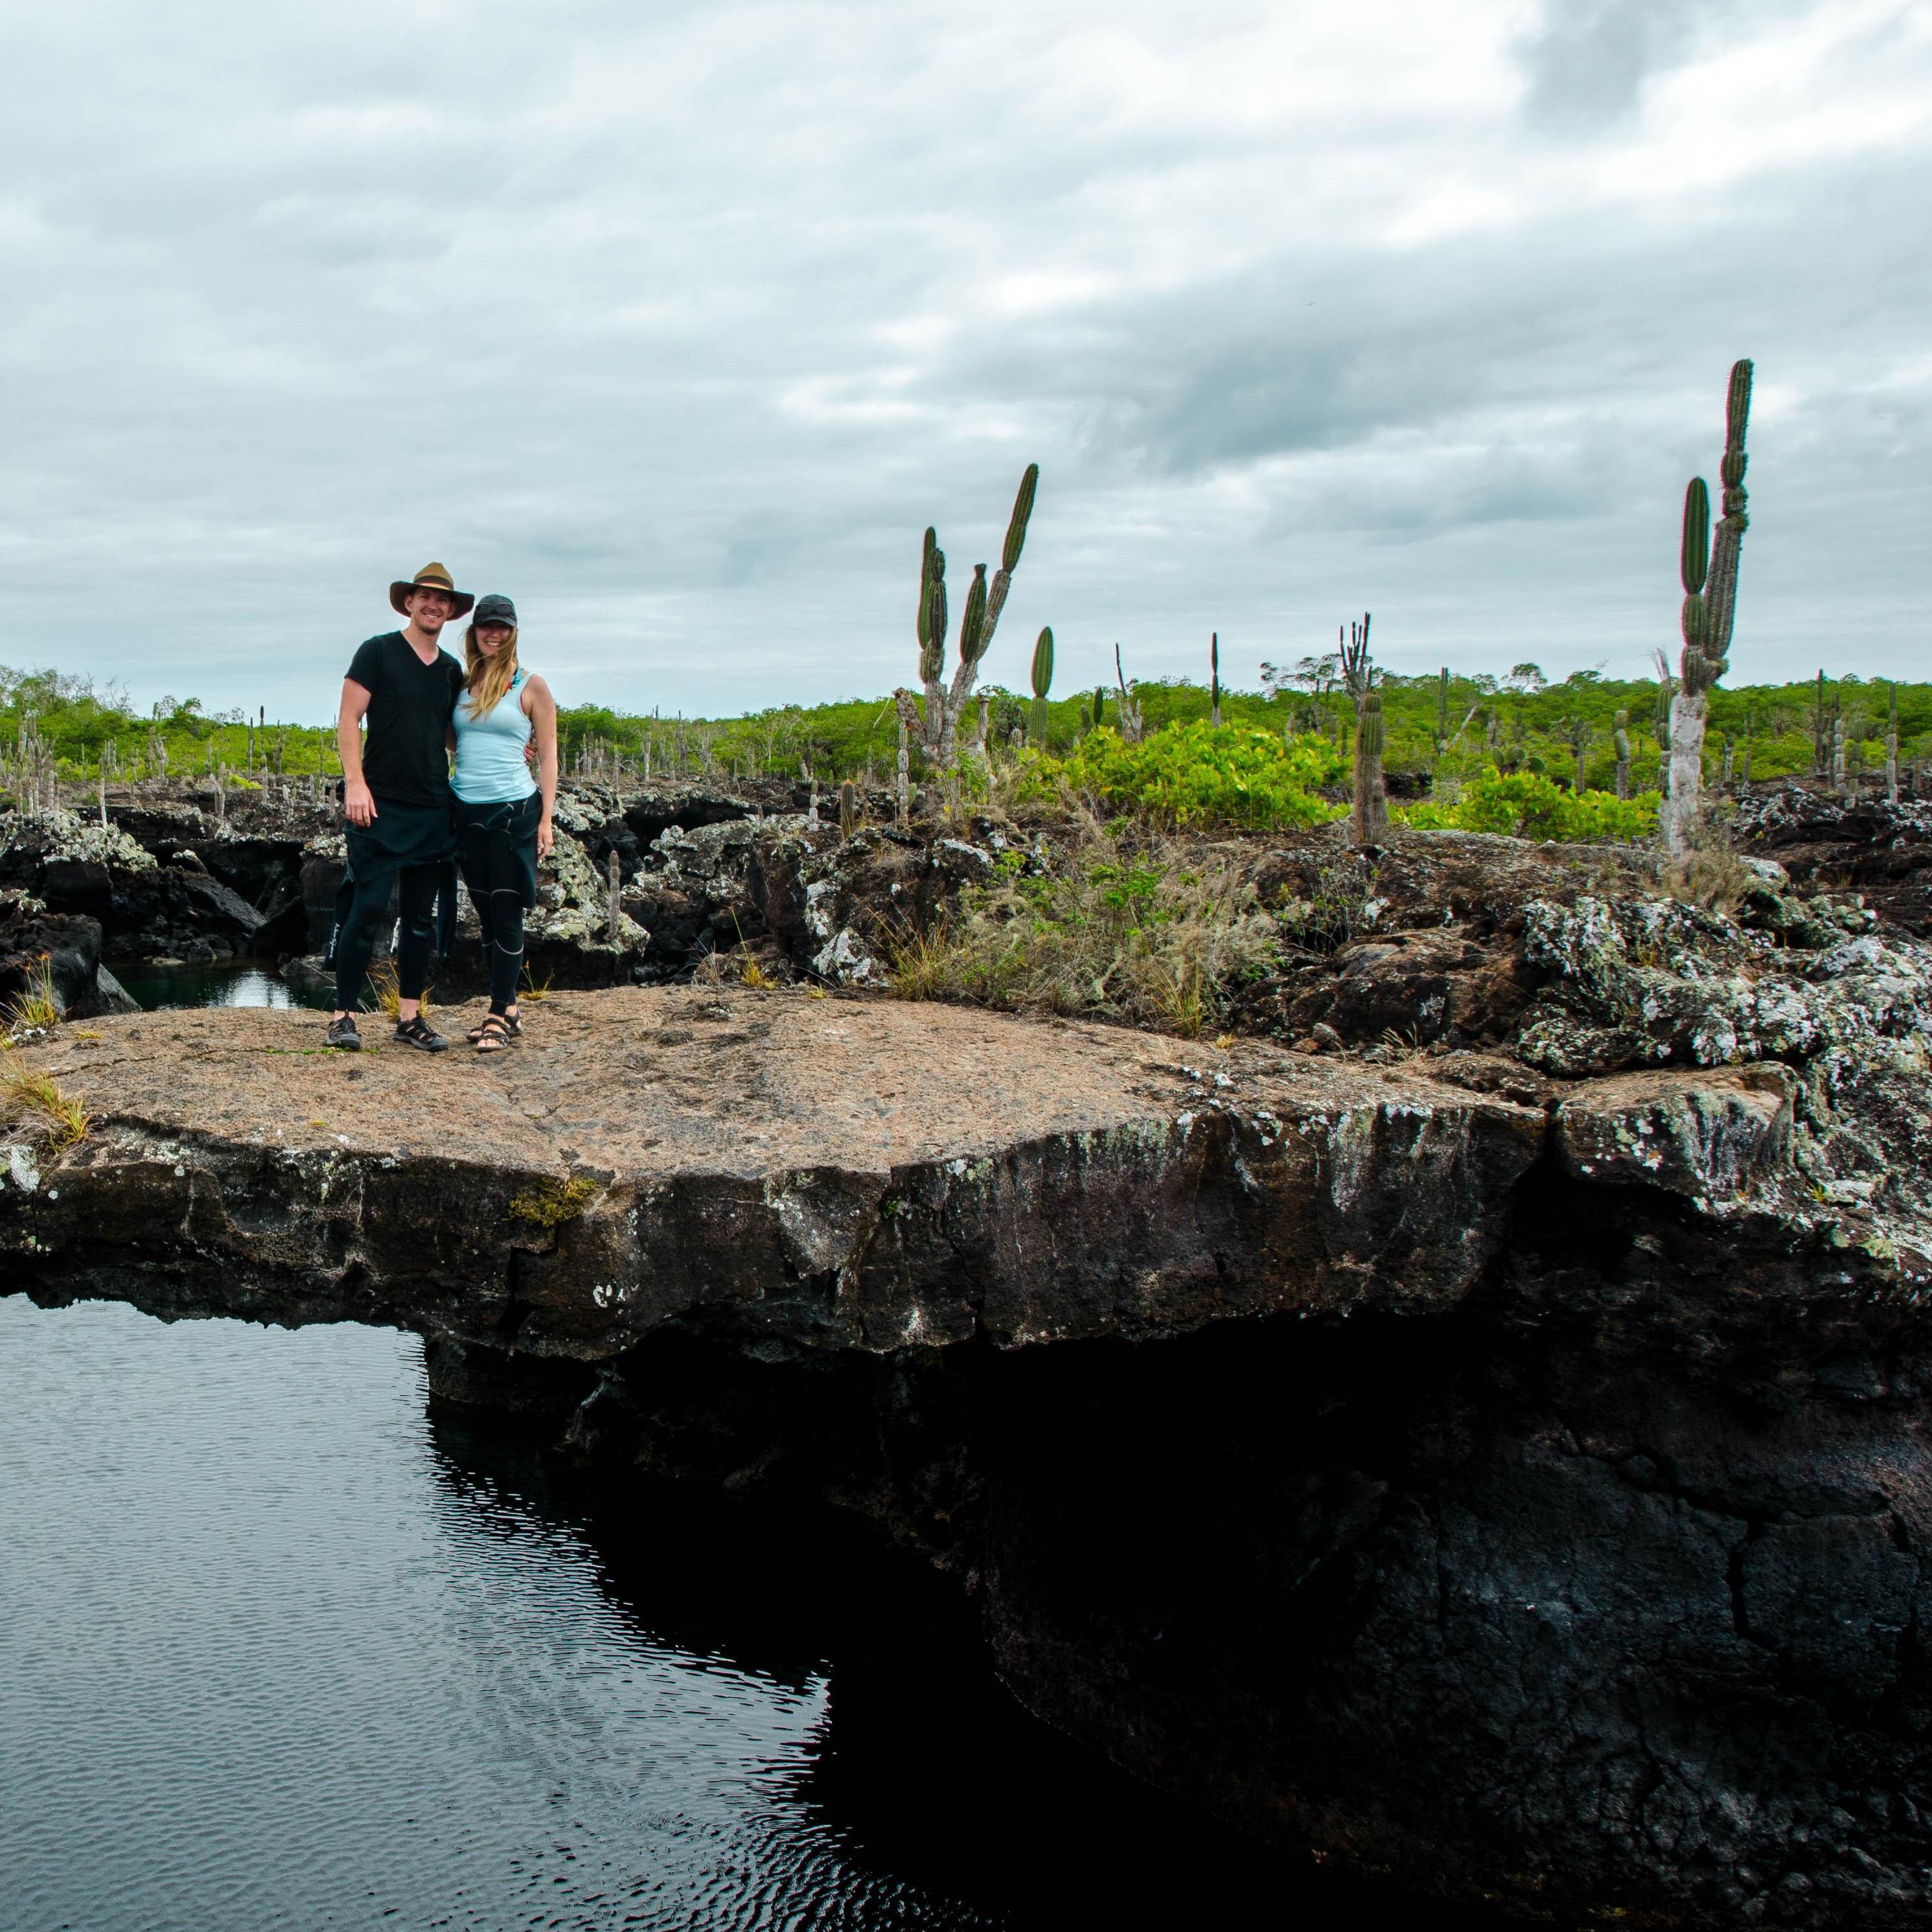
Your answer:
[452,791,542,912]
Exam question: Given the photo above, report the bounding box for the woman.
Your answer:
[449,592,558,1052]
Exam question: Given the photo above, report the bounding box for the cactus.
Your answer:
[1559,715,1594,794]
[1353,690,1390,846]
[917,530,947,688]
[1664,360,1752,856]
[1029,627,1054,742]
[908,465,1040,770]
[1336,615,1388,846]
[1210,632,1222,729]
[1436,667,1450,752]
[1887,684,1900,805]
[1091,685,1105,731]
[1112,645,1145,743]
[1613,709,1632,801]
[839,779,857,840]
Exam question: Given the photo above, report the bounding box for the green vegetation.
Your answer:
[505,1173,598,1230]
[1012,724,1343,831]
[551,670,1932,800]
[6,659,1929,837]
[1399,772,1658,842]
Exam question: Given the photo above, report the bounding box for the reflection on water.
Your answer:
[0,1296,1327,1932]
[114,956,332,1012]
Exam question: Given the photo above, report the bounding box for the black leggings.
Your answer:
[481,888,525,1013]
[334,865,439,1013]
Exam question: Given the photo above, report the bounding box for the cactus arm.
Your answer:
[1030,627,1054,702]
[1703,362,1752,664]
[1003,465,1039,574]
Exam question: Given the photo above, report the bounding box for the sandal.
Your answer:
[474,1013,517,1053]
[393,1013,451,1052]
[466,1010,522,1044]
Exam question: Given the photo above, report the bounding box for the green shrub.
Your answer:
[1398,771,1657,842]
[1014,724,1344,832]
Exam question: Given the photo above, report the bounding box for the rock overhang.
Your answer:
[3,987,1559,1357]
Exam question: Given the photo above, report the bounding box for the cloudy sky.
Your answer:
[4,0,1929,721]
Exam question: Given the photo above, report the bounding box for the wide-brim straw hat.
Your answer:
[389,561,474,617]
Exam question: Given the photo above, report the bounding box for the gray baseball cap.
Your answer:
[474,593,517,627]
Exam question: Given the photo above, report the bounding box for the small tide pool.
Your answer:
[112,956,333,1013]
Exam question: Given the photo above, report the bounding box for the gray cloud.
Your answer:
[0,0,1927,721]
[1516,0,1687,130]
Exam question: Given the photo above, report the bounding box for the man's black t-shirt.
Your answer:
[346,631,464,807]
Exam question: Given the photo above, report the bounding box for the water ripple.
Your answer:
[0,1296,1002,1932]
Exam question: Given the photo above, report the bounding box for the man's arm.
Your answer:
[338,679,375,826]
[525,676,559,859]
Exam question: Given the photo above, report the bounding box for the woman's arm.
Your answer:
[526,676,558,858]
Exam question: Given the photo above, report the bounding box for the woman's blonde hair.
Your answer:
[462,623,520,720]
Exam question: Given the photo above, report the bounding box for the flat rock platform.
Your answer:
[3,985,1547,1357]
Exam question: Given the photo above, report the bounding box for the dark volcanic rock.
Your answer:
[0,897,110,1019]
[1739,784,1932,936]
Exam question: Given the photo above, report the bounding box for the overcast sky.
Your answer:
[4,0,1929,721]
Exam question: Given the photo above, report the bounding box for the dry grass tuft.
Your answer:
[366,957,433,1021]
[1662,822,1752,915]
[883,820,1278,1040]
[0,1057,90,1152]
[4,955,62,1036]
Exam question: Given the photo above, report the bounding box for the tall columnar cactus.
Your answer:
[1561,715,1594,794]
[1091,685,1105,731]
[1888,685,1901,805]
[1210,632,1222,729]
[1613,709,1633,801]
[1112,644,1145,744]
[1353,688,1390,846]
[1029,627,1054,742]
[1664,360,1753,857]
[1436,667,1450,753]
[1336,614,1386,846]
[903,464,1041,771]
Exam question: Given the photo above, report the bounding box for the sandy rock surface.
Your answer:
[2,985,1545,1355]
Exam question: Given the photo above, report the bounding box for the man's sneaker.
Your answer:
[394,1013,451,1052]
[325,1015,362,1052]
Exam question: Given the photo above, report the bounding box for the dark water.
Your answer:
[114,957,332,1013]
[0,1294,1350,1932]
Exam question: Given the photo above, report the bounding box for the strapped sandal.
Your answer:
[473,1013,517,1053]
[466,1010,522,1044]
[393,1013,451,1052]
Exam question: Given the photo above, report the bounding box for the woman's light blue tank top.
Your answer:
[451,667,537,803]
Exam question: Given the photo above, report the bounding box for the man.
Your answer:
[325,562,469,1051]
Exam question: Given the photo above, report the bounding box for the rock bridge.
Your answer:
[5,984,1929,1929]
